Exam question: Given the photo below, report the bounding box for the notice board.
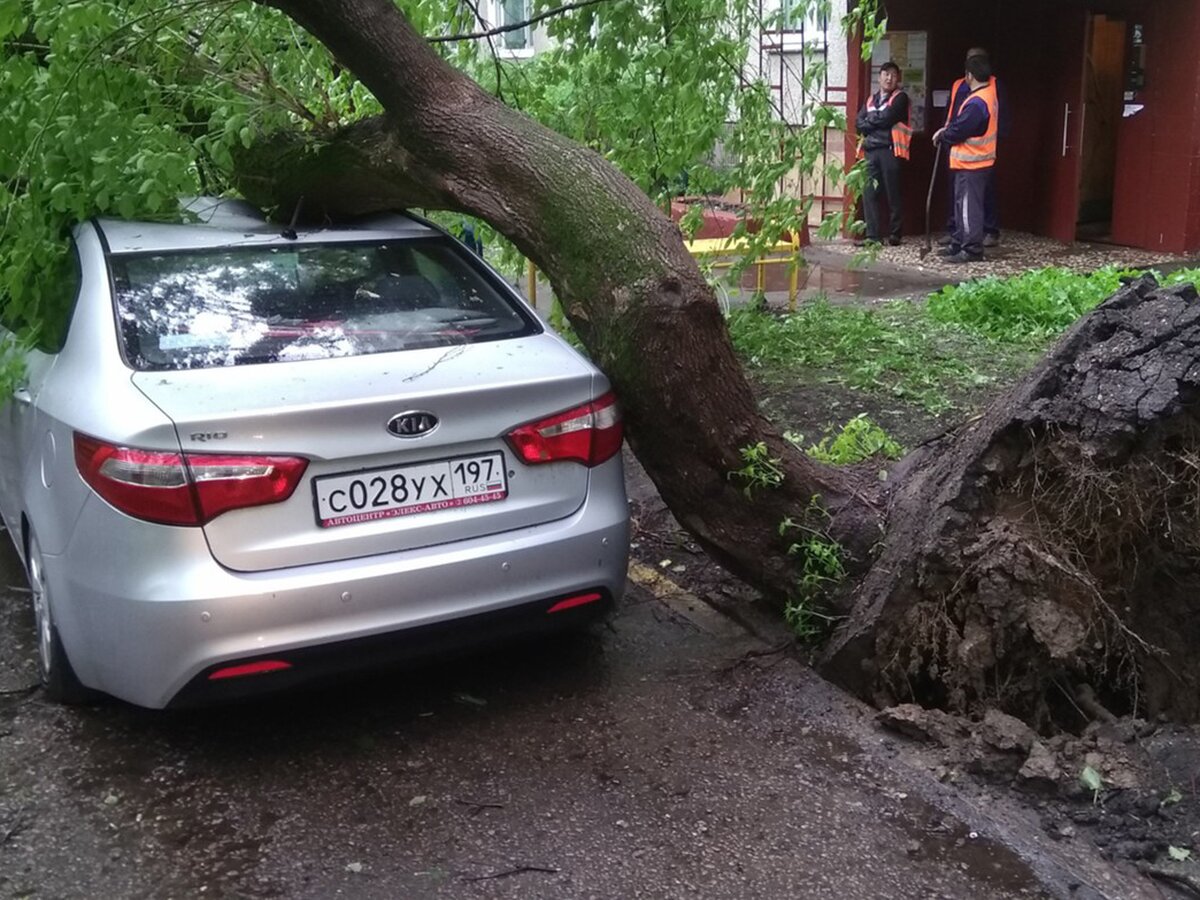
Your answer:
[871,31,929,133]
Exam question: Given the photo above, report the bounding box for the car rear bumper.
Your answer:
[168,588,614,707]
[46,462,629,709]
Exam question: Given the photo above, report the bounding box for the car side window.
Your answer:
[38,242,83,352]
[0,241,82,352]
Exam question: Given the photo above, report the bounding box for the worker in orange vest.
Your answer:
[932,54,996,262]
[939,48,1008,248]
[855,60,912,246]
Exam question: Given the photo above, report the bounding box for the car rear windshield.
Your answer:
[109,238,538,370]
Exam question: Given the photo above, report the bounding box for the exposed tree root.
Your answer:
[823,275,1200,727]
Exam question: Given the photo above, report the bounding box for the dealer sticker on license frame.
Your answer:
[313,451,508,528]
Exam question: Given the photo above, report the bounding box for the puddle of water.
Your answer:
[799,264,862,295]
[892,796,1050,897]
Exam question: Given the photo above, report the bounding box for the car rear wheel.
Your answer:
[27,531,91,704]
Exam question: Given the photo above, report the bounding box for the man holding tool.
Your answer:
[932,54,996,263]
[939,48,1007,248]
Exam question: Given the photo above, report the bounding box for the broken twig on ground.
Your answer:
[464,865,559,882]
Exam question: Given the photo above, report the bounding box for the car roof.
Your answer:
[93,200,439,255]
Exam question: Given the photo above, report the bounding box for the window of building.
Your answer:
[500,0,529,50]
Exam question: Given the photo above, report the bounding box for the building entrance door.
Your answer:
[1039,6,1087,243]
[1077,14,1128,241]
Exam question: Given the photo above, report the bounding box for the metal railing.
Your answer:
[525,232,803,313]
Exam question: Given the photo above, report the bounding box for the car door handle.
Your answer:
[13,387,32,406]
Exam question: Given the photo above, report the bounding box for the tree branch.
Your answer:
[230,117,456,218]
[427,0,611,44]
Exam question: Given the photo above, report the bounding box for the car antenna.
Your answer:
[281,196,304,240]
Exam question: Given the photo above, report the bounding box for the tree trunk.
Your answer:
[250,0,1200,726]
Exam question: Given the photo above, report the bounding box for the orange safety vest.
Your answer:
[948,80,998,170]
[864,89,912,160]
[949,75,997,119]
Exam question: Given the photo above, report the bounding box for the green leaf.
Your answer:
[1169,846,1192,862]
[0,0,26,39]
[1079,766,1103,793]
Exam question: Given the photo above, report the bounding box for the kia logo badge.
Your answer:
[387,411,439,438]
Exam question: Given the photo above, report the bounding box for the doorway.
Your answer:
[1076,14,1127,241]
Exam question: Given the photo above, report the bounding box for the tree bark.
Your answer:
[248,0,1200,726]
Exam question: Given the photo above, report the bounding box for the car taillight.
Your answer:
[74,433,308,526]
[505,392,623,467]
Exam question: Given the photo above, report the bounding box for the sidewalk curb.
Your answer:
[627,561,755,642]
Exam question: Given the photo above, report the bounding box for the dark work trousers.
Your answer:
[983,164,998,235]
[946,164,999,236]
[863,147,903,242]
[953,168,990,257]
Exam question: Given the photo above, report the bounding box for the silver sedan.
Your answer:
[0,200,629,708]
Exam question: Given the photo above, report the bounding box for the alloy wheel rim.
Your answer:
[28,547,52,680]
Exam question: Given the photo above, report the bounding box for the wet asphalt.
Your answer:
[0,535,1160,900]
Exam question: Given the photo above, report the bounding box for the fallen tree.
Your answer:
[5,0,1197,729]
[238,0,1200,729]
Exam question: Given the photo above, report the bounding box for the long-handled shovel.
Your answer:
[919,141,944,260]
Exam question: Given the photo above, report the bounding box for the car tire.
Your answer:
[27,531,92,704]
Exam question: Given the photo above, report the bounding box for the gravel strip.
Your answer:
[821,231,1185,279]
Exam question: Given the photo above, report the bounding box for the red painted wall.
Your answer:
[1111,0,1200,252]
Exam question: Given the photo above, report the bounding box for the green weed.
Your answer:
[778,497,845,642]
[547,296,583,349]
[800,414,904,464]
[1162,267,1200,290]
[925,265,1141,342]
[730,441,784,498]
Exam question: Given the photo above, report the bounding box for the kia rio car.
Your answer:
[0,200,629,708]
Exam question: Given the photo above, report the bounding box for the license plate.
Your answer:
[313,452,508,528]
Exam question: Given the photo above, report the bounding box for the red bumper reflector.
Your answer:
[547,592,603,614]
[208,660,293,681]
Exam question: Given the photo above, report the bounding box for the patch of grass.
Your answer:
[728,299,1022,414]
[925,265,1141,342]
[793,413,905,464]
[1162,267,1200,290]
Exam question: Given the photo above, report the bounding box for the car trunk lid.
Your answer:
[130,335,599,571]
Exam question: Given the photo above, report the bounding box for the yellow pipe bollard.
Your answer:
[685,234,803,311]
[788,232,800,311]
